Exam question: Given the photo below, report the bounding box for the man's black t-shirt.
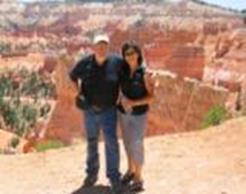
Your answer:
[70,54,123,110]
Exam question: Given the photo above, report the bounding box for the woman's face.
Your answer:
[124,48,139,68]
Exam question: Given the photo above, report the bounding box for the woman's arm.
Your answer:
[117,87,124,104]
[131,72,155,106]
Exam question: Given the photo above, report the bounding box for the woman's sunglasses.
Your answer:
[124,50,136,57]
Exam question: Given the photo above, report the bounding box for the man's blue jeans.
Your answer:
[83,106,120,183]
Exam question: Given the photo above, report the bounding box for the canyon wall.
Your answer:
[0,1,245,147]
[147,72,229,135]
[44,68,229,143]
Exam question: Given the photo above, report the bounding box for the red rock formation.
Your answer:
[165,45,205,79]
[146,74,229,136]
[45,98,83,144]
[45,54,84,144]
[1,52,28,58]
[1,1,244,144]
[40,55,58,74]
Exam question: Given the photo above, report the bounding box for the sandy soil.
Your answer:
[0,117,245,194]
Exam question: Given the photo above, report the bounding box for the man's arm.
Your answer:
[69,56,90,93]
[69,63,81,92]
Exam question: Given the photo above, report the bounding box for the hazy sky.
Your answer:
[17,0,246,11]
[202,0,246,11]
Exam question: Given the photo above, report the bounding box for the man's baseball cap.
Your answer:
[93,34,110,44]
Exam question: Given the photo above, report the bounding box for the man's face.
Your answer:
[93,41,108,57]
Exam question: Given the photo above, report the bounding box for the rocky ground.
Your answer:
[0,117,245,194]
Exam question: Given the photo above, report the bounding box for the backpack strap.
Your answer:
[105,55,122,81]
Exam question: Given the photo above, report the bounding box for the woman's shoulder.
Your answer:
[144,69,157,86]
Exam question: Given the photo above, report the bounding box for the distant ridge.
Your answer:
[65,0,243,13]
[15,0,243,12]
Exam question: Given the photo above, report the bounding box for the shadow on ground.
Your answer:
[71,184,137,194]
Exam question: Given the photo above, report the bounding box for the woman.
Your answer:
[118,41,155,192]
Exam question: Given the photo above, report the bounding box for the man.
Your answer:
[69,34,123,193]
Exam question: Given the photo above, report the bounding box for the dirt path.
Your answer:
[0,117,245,194]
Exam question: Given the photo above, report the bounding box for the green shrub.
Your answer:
[40,103,51,118]
[0,96,4,108]
[201,105,229,129]
[0,69,54,137]
[20,72,55,98]
[0,76,12,96]
[1,102,38,136]
[35,139,66,152]
[10,137,20,148]
[15,121,29,136]
[22,104,38,124]
[0,42,10,53]
[3,106,19,128]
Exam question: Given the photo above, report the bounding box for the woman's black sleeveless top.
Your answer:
[118,63,149,115]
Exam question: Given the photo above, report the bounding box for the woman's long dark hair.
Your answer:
[121,41,143,66]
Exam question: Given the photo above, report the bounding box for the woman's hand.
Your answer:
[121,97,135,112]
